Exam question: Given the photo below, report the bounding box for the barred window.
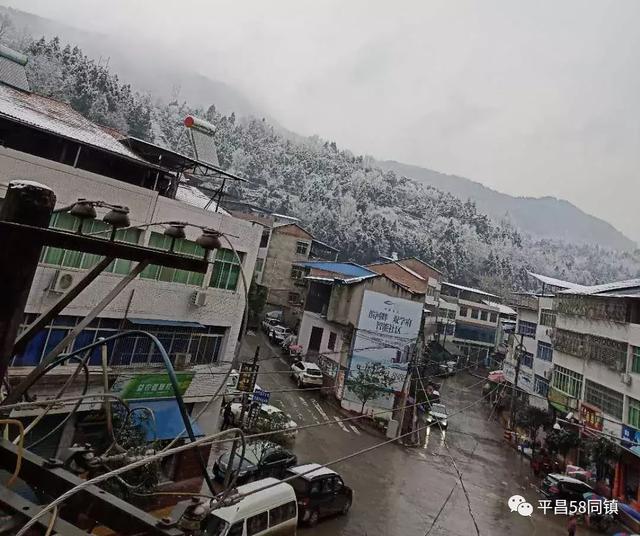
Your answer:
[209,248,244,291]
[536,341,553,362]
[552,365,583,398]
[518,320,537,338]
[534,375,550,397]
[521,351,534,368]
[142,232,206,286]
[539,309,556,327]
[584,379,623,419]
[629,397,640,429]
[632,346,640,374]
[553,328,627,371]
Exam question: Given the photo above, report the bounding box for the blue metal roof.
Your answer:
[294,261,375,278]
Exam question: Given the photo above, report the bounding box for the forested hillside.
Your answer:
[7,32,640,294]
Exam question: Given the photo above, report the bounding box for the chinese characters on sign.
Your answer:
[237,362,259,393]
[579,402,604,432]
[537,499,618,516]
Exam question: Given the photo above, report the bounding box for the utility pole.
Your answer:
[0,181,56,381]
[509,333,525,429]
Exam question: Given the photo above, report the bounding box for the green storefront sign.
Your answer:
[113,372,195,400]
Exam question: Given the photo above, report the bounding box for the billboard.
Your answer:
[111,371,195,400]
[342,291,423,412]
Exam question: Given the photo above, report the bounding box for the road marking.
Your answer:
[349,425,361,435]
[311,399,329,421]
[298,396,309,407]
[279,358,288,366]
[334,416,350,433]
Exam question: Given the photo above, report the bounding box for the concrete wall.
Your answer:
[0,147,261,363]
[298,311,348,365]
[261,225,312,309]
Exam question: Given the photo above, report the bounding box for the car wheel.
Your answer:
[308,510,320,527]
[341,498,352,515]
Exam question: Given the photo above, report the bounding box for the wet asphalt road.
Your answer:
[238,332,610,536]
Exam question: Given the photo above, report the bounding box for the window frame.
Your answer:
[295,241,309,255]
[632,346,640,374]
[628,396,640,429]
[552,365,583,399]
[536,341,553,362]
[584,379,623,420]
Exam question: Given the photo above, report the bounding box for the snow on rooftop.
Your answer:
[560,278,640,296]
[0,84,151,165]
[8,179,52,191]
[442,281,500,299]
[483,300,517,316]
[175,184,229,215]
[528,272,587,291]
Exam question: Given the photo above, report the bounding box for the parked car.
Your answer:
[213,440,297,483]
[229,402,298,437]
[540,473,593,503]
[262,317,279,333]
[285,463,353,526]
[290,361,323,388]
[426,403,448,429]
[269,325,292,344]
[197,478,298,535]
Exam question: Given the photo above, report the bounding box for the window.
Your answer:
[209,248,243,291]
[328,332,337,351]
[228,522,244,536]
[470,309,479,319]
[517,320,537,338]
[521,352,534,368]
[255,258,264,272]
[536,341,553,362]
[290,266,305,280]
[295,241,309,255]
[247,512,268,536]
[288,292,301,304]
[539,309,556,327]
[41,213,141,274]
[584,379,623,419]
[459,306,468,317]
[489,312,498,323]
[321,477,334,494]
[447,309,456,320]
[480,310,488,321]
[552,365,583,398]
[633,346,640,374]
[629,397,640,429]
[534,375,550,397]
[260,230,270,248]
[269,501,297,526]
[141,232,206,286]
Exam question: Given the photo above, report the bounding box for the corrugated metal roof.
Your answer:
[0,83,154,165]
[442,281,500,299]
[175,184,230,215]
[560,278,640,296]
[528,272,586,291]
[483,300,517,316]
[295,261,375,278]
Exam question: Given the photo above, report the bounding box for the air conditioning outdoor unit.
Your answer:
[191,290,208,307]
[543,369,553,380]
[174,353,192,370]
[48,270,75,294]
[621,373,633,386]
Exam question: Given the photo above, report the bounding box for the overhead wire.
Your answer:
[15,386,494,536]
[0,419,24,488]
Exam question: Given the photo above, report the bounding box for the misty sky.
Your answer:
[15,0,640,242]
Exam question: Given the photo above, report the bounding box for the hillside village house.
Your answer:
[0,45,260,460]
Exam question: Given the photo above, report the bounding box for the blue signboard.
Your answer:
[621,425,640,454]
[252,389,270,405]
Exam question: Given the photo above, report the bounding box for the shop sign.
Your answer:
[621,425,640,452]
[579,401,603,432]
[112,371,194,400]
[548,387,569,411]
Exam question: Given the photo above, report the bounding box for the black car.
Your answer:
[213,440,297,483]
[285,463,353,526]
[540,473,592,503]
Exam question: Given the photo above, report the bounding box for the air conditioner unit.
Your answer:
[545,328,553,337]
[174,353,192,370]
[48,270,75,294]
[621,373,633,386]
[191,290,208,307]
[543,369,553,380]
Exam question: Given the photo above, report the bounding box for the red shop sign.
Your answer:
[579,402,604,432]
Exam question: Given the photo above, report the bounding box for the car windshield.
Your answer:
[204,515,229,536]
[306,368,322,376]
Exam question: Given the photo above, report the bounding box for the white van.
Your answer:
[204,478,298,535]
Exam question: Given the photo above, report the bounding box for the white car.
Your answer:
[269,325,291,343]
[426,403,448,429]
[290,361,323,388]
[229,403,298,436]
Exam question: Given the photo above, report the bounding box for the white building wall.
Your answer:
[0,147,261,363]
[298,311,346,363]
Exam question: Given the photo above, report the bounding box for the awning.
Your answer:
[129,400,204,441]
[127,318,205,329]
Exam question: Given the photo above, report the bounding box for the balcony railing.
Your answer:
[551,328,627,371]
[556,295,627,323]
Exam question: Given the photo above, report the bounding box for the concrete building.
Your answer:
[440,282,501,366]
[296,261,425,416]
[503,273,584,408]
[0,46,260,455]
[229,210,339,327]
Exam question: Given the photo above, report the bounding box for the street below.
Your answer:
[235,331,608,536]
